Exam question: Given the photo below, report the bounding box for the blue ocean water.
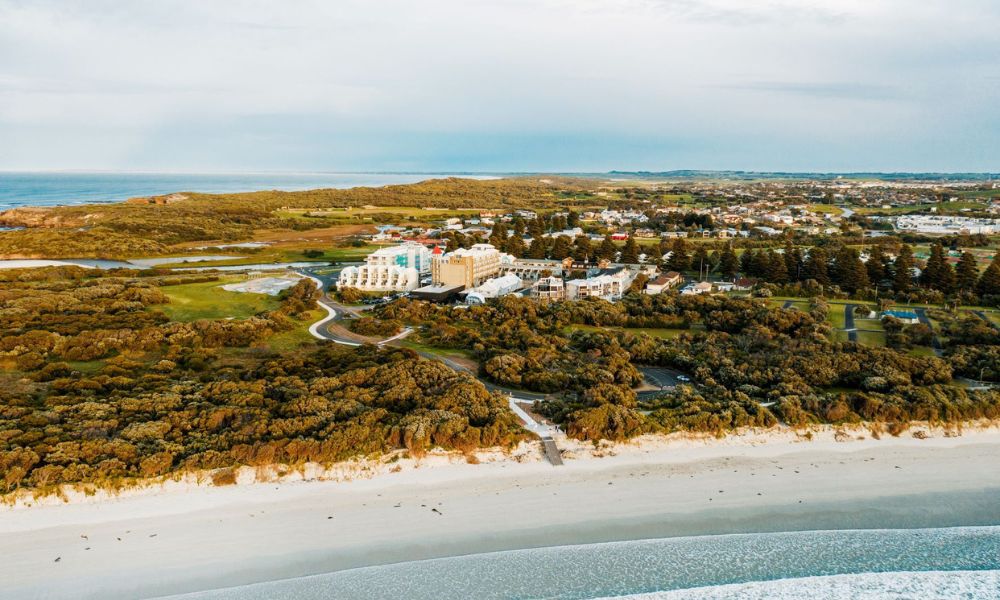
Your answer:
[0,172,497,209]
[166,526,1000,600]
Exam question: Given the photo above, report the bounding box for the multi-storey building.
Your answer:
[565,268,632,301]
[431,243,502,288]
[533,276,565,300]
[337,242,431,292]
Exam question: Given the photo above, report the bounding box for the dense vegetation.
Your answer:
[368,294,1000,441]
[0,268,524,495]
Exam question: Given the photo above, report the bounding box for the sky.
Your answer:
[1,0,999,173]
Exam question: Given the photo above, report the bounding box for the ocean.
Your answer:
[166,526,1000,600]
[0,171,498,210]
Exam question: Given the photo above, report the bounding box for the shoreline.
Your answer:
[3,425,1000,599]
[3,421,997,511]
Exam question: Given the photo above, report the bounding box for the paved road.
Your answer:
[913,308,944,356]
[844,304,858,342]
[300,273,561,460]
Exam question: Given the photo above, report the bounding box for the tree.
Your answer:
[740,248,757,277]
[550,236,572,260]
[504,235,525,258]
[598,234,617,261]
[784,240,803,282]
[866,245,887,285]
[692,246,710,278]
[526,237,547,259]
[621,236,640,264]
[766,250,789,284]
[567,210,579,227]
[833,246,869,293]
[955,251,979,291]
[573,235,592,262]
[893,244,915,293]
[802,247,831,286]
[920,243,955,293]
[977,257,1000,298]
[719,244,739,279]
[666,238,690,271]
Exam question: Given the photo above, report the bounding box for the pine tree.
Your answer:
[550,236,572,260]
[621,236,640,264]
[692,246,710,278]
[719,244,739,279]
[802,247,831,286]
[529,217,545,240]
[766,250,788,283]
[666,238,690,271]
[740,248,757,277]
[866,245,887,285]
[598,234,617,260]
[504,235,525,257]
[893,244,915,293]
[833,246,869,293]
[526,238,547,259]
[955,251,979,291]
[573,235,592,262]
[567,210,579,227]
[920,243,954,293]
[977,257,1000,298]
[783,240,802,282]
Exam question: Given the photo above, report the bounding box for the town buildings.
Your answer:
[565,268,633,301]
[431,243,503,288]
[644,271,683,295]
[337,242,431,292]
[533,276,566,300]
[464,274,524,304]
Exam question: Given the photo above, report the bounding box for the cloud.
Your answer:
[0,0,998,171]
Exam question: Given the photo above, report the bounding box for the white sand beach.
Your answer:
[3,426,1000,599]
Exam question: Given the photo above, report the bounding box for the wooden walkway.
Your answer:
[541,437,564,466]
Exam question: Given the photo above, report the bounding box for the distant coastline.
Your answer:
[2,170,997,211]
[0,171,503,210]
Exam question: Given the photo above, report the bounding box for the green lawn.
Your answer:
[265,310,323,352]
[856,330,887,347]
[807,204,844,215]
[908,346,937,357]
[150,245,375,268]
[826,306,847,329]
[158,278,280,322]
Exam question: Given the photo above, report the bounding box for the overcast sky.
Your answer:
[1,0,999,172]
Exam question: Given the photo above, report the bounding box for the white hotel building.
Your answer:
[338,242,432,292]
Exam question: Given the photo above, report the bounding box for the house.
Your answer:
[680,281,713,295]
[733,277,758,291]
[882,309,920,324]
[645,271,683,295]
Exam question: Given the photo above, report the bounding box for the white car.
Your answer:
[676,375,690,382]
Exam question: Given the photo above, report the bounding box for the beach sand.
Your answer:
[3,426,1000,599]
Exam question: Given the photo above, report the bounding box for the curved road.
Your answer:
[300,272,561,446]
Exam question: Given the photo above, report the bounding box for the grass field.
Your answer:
[807,204,844,215]
[856,330,887,347]
[158,278,280,321]
[826,306,847,329]
[265,310,323,352]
